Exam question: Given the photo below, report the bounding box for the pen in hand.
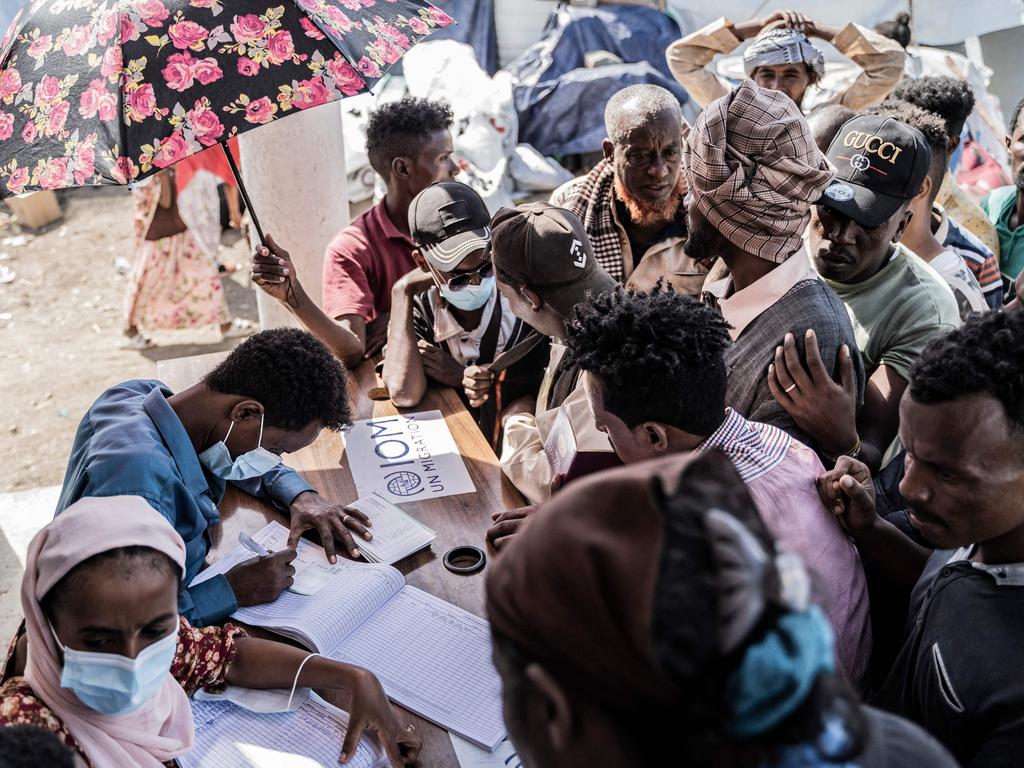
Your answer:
[239,531,271,557]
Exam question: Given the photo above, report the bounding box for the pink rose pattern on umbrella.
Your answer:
[0,0,451,196]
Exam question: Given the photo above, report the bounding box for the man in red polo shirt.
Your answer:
[253,97,459,367]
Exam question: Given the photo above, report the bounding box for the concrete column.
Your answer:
[239,103,349,330]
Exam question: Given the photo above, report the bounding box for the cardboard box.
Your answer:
[6,190,62,230]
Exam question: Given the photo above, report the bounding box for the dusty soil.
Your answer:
[0,186,258,492]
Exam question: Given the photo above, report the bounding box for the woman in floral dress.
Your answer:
[0,496,420,767]
[123,167,234,348]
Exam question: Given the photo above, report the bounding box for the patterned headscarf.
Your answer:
[684,81,835,263]
[743,27,826,81]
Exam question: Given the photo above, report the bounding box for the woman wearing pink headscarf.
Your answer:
[0,496,420,767]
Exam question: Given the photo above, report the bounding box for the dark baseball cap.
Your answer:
[819,115,931,228]
[490,203,616,318]
[408,181,491,273]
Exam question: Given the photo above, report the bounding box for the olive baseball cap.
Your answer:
[490,203,616,318]
[408,181,491,273]
[819,115,931,228]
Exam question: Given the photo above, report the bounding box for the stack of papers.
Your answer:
[347,493,437,565]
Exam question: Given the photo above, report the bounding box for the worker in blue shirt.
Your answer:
[55,328,371,626]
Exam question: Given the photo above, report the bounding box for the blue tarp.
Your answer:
[427,0,498,75]
[515,62,689,157]
[506,5,688,157]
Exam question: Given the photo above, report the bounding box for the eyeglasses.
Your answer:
[443,260,495,292]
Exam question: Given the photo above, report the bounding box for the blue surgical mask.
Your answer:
[52,625,178,715]
[440,275,495,311]
[198,413,282,481]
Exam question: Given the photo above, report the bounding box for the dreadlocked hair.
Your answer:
[566,283,732,434]
[910,310,1024,434]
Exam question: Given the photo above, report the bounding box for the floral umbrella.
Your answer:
[0,0,453,203]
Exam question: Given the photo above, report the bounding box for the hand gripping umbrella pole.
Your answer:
[221,140,300,308]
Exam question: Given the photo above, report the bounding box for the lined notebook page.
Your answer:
[231,562,406,651]
[179,694,388,768]
[327,586,506,750]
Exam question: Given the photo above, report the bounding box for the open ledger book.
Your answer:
[179,693,390,768]
[192,528,505,750]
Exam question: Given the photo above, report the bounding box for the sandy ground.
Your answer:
[0,186,259,493]
[0,186,260,636]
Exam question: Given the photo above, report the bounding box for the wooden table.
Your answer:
[158,352,523,766]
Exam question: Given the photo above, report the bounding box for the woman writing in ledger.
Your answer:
[0,495,419,766]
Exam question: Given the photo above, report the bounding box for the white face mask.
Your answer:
[52,624,178,715]
[198,412,282,481]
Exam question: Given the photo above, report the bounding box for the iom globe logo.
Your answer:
[386,470,423,497]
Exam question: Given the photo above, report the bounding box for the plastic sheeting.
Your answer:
[515,62,690,157]
[507,5,690,157]
[427,0,499,74]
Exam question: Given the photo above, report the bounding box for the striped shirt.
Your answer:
[935,204,1003,309]
[699,408,872,683]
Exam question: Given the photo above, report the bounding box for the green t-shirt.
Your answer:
[980,185,1024,282]
[822,245,961,381]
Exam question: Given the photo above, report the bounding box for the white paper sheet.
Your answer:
[179,693,389,768]
[327,586,506,750]
[342,410,475,504]
[451,735,523,768]
[191,522,358,596]
[347,493,437,565]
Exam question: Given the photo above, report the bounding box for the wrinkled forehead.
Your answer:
[615,111,684,148]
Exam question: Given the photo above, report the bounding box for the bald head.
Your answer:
[806,104,855,154]
[604,85,682,146]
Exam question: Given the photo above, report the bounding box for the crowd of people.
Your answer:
[2,7,1024,767]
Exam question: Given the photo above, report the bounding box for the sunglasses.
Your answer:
[442,260,495,292]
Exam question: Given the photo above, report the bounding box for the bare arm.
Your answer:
[251,235,368,368]
[828,22,907,111]
[382,270,434,408]
[857,364,908,471]
[227,637,418,765]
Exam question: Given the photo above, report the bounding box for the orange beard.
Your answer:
[614,173,687,228]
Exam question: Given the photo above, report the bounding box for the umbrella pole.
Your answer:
[221,140,299,309]
[221,140,265,245]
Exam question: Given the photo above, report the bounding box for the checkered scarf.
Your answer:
[743,27,826,81]
[559,158,627,282]
[685,81,834,263]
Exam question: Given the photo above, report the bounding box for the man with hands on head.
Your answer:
[667,9,905,112]
[384,182,547,444]
[817,310,1024,768]
[56,329,373,626]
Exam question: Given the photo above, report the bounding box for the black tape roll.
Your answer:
[443,545,486,575]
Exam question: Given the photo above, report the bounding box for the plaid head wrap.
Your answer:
[684,81,835,263]
[743,27,826,81]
